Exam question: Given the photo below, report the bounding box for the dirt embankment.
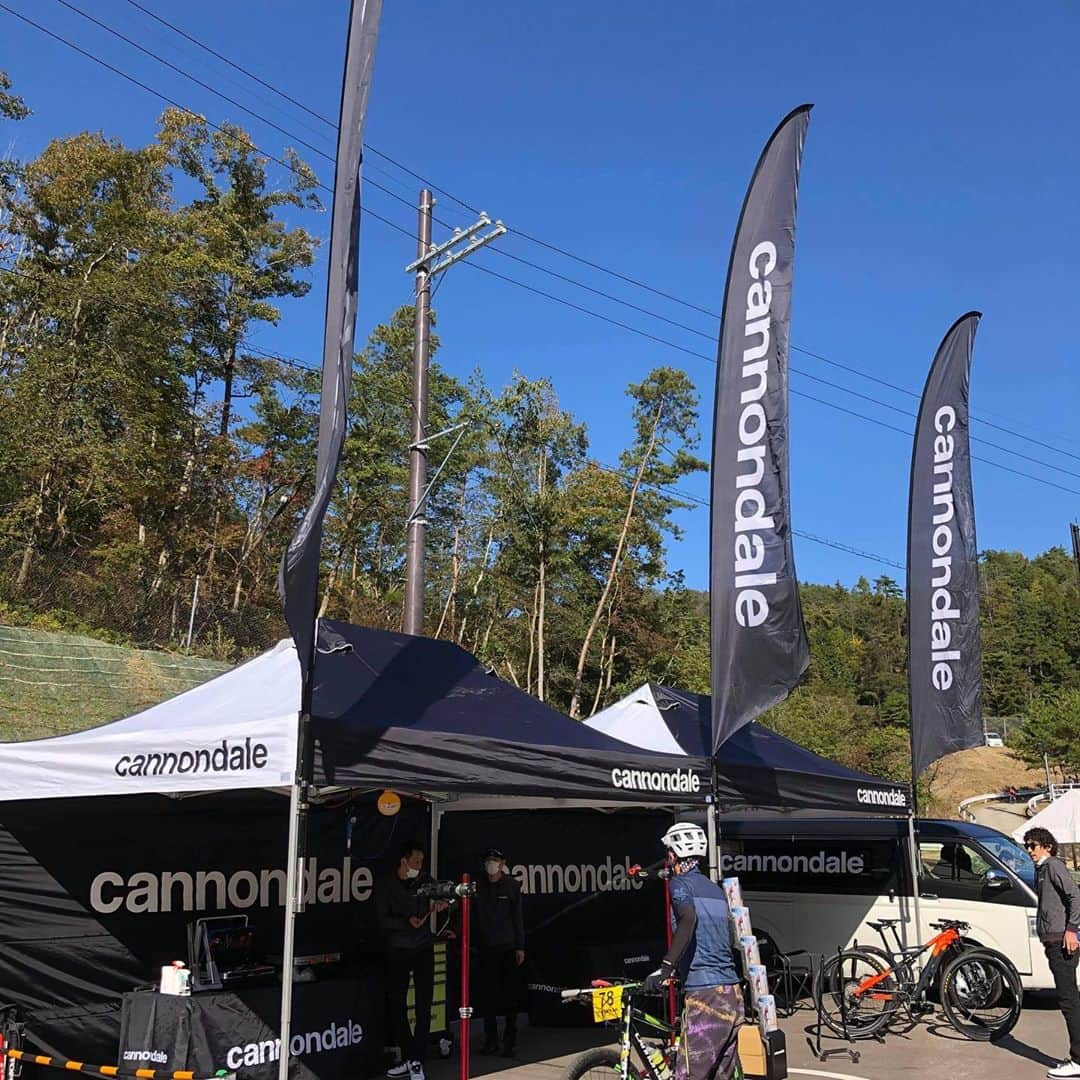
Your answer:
[924,745,1044,818]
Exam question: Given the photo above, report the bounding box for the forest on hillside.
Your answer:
[2,73,1078,784]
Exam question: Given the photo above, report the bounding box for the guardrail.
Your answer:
[958,792,1005,822]
[958,787,1048,822]
[1023,782,1080,818]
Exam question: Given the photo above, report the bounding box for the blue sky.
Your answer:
[3,0,1078,591]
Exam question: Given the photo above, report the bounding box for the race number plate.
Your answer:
[591,985,623,1022]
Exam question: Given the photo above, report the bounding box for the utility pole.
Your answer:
[403,190,433,637]
[1070,522,1080,585]
[402,193,506,636]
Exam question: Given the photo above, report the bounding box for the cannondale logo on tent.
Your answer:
[732,240,780,630]
[610,767,701,794]
[856,787,907,808]
[927,404,962,693]
[114,737,269,778]
[225,1019,364,1069]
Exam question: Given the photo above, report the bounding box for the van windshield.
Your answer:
[977,833,1036,888]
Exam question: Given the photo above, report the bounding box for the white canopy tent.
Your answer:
[1013,789,1080,846]
[0,640,300,801]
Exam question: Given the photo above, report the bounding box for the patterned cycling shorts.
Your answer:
[674,984,744,1080]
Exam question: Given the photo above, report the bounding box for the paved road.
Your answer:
[969,798,1032,839]
[427,993,1068,1080]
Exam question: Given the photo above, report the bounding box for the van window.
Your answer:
[920,841,988,886]
[720,835,903,896]
[976,833,1037,890]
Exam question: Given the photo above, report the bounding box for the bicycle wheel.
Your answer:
[939,947,1022,1041]
[561,1047,644,1080]
[814,948,900,1039]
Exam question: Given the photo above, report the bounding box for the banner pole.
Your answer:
[706,796,719,882]
[277,775,304,1080]
[906,811,923,959]
[664,875,677,1028]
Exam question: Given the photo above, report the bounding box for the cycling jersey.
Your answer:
[667,865,739,988]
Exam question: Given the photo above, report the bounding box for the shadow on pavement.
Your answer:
[990,1033,1058,1068]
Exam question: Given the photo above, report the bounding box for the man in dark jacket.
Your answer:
[376,842,449,1080]
[473,848,525,1057]
[1025,826,1080,1079]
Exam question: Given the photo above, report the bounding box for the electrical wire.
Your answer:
[589,461,906,571]
[3,0,1076,575]
[36,0,1080,466]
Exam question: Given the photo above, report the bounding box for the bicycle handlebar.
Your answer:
[561,980,643,1002]
[929,919,970,932]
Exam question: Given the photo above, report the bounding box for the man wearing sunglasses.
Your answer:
[1025,827,1080,1079]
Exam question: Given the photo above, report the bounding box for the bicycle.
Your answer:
[814,917,1022,1042]
[560,980,682,1080]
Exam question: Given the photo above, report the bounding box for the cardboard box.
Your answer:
[737,1026,787,1080]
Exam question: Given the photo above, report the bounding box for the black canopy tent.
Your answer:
[308,621,712,804]
[586,682,911,815]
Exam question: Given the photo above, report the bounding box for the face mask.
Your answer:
[484,860,501,875]
[404,867,420,879]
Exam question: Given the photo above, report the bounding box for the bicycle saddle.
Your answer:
[867,918,901,930]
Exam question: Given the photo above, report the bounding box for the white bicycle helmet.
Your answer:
[661,821,707,859]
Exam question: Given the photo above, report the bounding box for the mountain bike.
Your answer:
[814,918,1022,1042]
[560,980,683,1080]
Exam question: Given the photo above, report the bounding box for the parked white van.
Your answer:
[719,816,1051,990]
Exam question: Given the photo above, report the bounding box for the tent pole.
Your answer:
[430,803,442,878]
[277,771,304,1080]
[706,797,719,882]
[906,810,923,957]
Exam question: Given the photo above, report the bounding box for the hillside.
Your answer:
[925,745,1045,819]
[0,625,229,741]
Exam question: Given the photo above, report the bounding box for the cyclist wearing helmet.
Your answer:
[642,822,742,1080]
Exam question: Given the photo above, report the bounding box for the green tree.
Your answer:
[567,367,706,718]
[1013,689,1080,776]
[157,109,319,597]
[0,131,189,621]
[0,70,28,122]
[479,374,586,700]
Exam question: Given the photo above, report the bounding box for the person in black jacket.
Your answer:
[473,848,525,1058]
[1025,826,1080,1079]
[376,842,450,1080]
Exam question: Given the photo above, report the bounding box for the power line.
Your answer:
[790,368,1080,482]
[6,3,1080,506]
[792,343,1080,464]
[50,0,1080,467]
[589,461,906,571]
[118,0,485,216]
[47,0,458,230]
[0,2,419,246]
[461,261,1080,498]
[121,0,337,131]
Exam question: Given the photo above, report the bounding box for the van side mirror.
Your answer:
[983,868,1010,890]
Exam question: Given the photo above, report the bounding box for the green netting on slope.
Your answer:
[0,625,230,742]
